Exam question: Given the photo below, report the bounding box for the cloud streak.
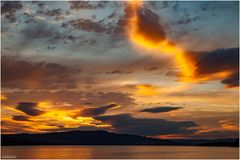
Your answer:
[141,106,182,113]
[94,114,198,136]
[16,102,45,116]
[193,48,239,87]
[80,104,119,117]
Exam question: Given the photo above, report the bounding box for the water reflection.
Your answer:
[1,145,239,159]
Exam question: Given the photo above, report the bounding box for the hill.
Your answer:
[1,130,238,147]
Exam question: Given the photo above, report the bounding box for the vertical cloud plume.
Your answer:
[125,1,196,82]
[124,1,239,88]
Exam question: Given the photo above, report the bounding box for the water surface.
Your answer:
[1,145,239,159]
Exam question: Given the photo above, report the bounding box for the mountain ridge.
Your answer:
[1,130,238,147]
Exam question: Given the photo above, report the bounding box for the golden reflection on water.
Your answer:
[1,145,239,159]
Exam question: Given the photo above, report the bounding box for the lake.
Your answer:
[1,145,239,159]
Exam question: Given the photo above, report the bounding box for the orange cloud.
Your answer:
[1,101,112,133]
[126,1,238,87]
[157,134,190,139]
[126,1,196,82]
[135,84,160,96]
[219,119,239,131]
[1,93,7,101]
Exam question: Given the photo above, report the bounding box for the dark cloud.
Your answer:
[111,17,128,35]
[94,114,198,136]
[141,106,182,113]
[80,103,118,117]
[135,7,166,43]
[147,66,159,71]
[69,1,107,10]
[22,22,61,40]
[173,16,200,25]
[45,8,65,20]
[66,3,167,37]
[16,102,45,116]
[1,1,23,23]
[43,125,109,133]
[12,115,31,121]
[1,56,80,89]
[21,21,79,45]
[37,6,70,21]
[165,70,178,77]
[106,70,132,74]
[221,72,239,88]
[193,48,239,87]
[3,90,135,110]
[84,92,136,108]
[68,19,106,33]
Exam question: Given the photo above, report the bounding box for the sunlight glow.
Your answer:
[127,1,197,82]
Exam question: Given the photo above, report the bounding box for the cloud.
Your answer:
[80,103,119,117]
[20,20,79,46]
[193,48,239,87]
[42,125,110,133]
[12,115,31,121]
[1,120,33,134]
[84,92,136,108]
[173,16,200,25]
[45,8,65,20]
[221,72,239,88]
[124,3,167,43]
[1,56,80,89]
[22,22,61,40]
[94,114,198,136]
[192,130,239,139]
[141,106,182,113]
[16,102,45,116]
[1,1,23,22]
[134,7,166,43]
[67,19,106,33]
[106,70,132,74]
[133,84,160,96]
[3,90,136,111]
[69,1,107,10]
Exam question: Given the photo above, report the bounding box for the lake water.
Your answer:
[1,145,239,159]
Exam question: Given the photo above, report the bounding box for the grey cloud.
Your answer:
[68,19,106,33]
[1,56,80,89]
[69,1,107,10]
[3,90,136,110]
[221,72,239,88]
[173,16,200,25]
[45,8,65,20]
[80,104,119,117]
[94,114,198,136]
[141,106,182,113]
[84,92,136,108]
[42,125,109,133]
[106,70,132,74]
[12,115,31,121]
[16,102,45,116]
[1,1,23,23]
[193,48,239,87]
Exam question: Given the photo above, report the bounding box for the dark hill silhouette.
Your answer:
[2,130,172,145]
[1,130,239,147]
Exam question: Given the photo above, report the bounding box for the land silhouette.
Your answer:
[2,130,238,147]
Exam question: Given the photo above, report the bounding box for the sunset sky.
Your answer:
[1,1,239,139]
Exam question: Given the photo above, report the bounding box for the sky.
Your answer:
[1,1,239,139]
